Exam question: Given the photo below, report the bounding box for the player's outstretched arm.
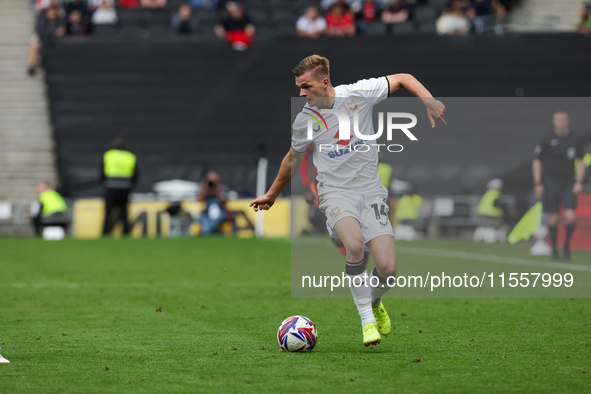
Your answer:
[386,74,447,128]
[250,148,304,212]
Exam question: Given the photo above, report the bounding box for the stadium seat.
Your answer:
[418,21,437,34]
[93,24,119,36]
[386,20,415,35]
[364,21,386,36]
[428,0,448,9]
[272,9,297,26]
[249,8,272,26]
[414,6,438,24]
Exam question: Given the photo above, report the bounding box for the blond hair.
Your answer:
[291,55,330,80]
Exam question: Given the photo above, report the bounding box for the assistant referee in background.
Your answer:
[533,110,586,261]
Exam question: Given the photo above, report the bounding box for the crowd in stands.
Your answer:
[26,0,542,71]
[436,0,506,35]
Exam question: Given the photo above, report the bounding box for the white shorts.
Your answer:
[318,186,394,244]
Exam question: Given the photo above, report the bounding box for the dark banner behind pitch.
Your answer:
[44,34,591,198]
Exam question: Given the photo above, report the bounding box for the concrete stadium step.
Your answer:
[0,225,35,237]
[507,0,581,31]
[0,174,57,182]
[0,0,57,204]
[0,143,55,151]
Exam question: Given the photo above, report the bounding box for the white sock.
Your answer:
[370,267,393,307]
[347,272,376,327]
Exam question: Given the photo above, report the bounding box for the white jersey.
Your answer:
[291,77,389,196]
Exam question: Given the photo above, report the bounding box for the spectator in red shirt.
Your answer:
[356,0,381,34]
[361,0,380,23]
[215,1,256,50]
[325,2,356,36]
[119,0,140,9]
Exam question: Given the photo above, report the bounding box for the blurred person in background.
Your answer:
[189,0,217,9]
[171,4,199,34]
[66,9,92,34]
[473,178,508,243]
[102,137,138,236]
[393,185,425,241]
[28,4,65,76]
[357,0,381,34]
[215,1,256,50]
[436,3,470,35]
[533,110,586,261]
[32,182,68,236]
[119,0,140,9]
[576,2,591,33]
[197,172,231,235]
[141,0,167,9]
[325,2,356,36]
[476,178,504,225]
[467,0,506,34]
[90,0,118,25]
[64,0,90,19]
[321,0,363,15]
[381,0,411,35]
[296,6,326,39]
[394,186,423,223]
[34,0,62,13]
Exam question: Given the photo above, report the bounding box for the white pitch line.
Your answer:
[396,246,591,273]
[0,282,289,288]
[271,237,591,273]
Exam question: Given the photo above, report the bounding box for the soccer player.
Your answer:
[533,110,586,261]
[250,55,446,346]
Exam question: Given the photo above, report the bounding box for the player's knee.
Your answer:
[379,261,397,278]
[345,240,365,262]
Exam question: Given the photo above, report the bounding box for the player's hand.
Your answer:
[572,181,583,195]
[249,193,277,212]
[534,183,544,200]
[424,98,447,128]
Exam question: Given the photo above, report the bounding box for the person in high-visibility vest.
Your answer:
[476,178,504,227]
[101,137,138,236]
[394,187,423,223]
[32,182,68,236]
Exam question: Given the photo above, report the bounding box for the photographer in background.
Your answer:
[197,172,232,235]
[576,2,591,33]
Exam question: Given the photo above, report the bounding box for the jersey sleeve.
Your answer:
[343,77,389,106]
[291,112,313,153]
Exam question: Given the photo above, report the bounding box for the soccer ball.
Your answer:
[277,315,318,352]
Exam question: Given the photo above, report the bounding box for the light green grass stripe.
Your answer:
[395,246,591,272]
[272,237,591,272]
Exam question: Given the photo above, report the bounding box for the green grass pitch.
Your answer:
[1,237,590,393]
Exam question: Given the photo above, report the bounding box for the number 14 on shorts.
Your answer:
[371,203,389,226]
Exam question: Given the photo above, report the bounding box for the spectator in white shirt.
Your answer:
[436,5,470,35]
[296,6,326,39]
[91,0,118,25]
